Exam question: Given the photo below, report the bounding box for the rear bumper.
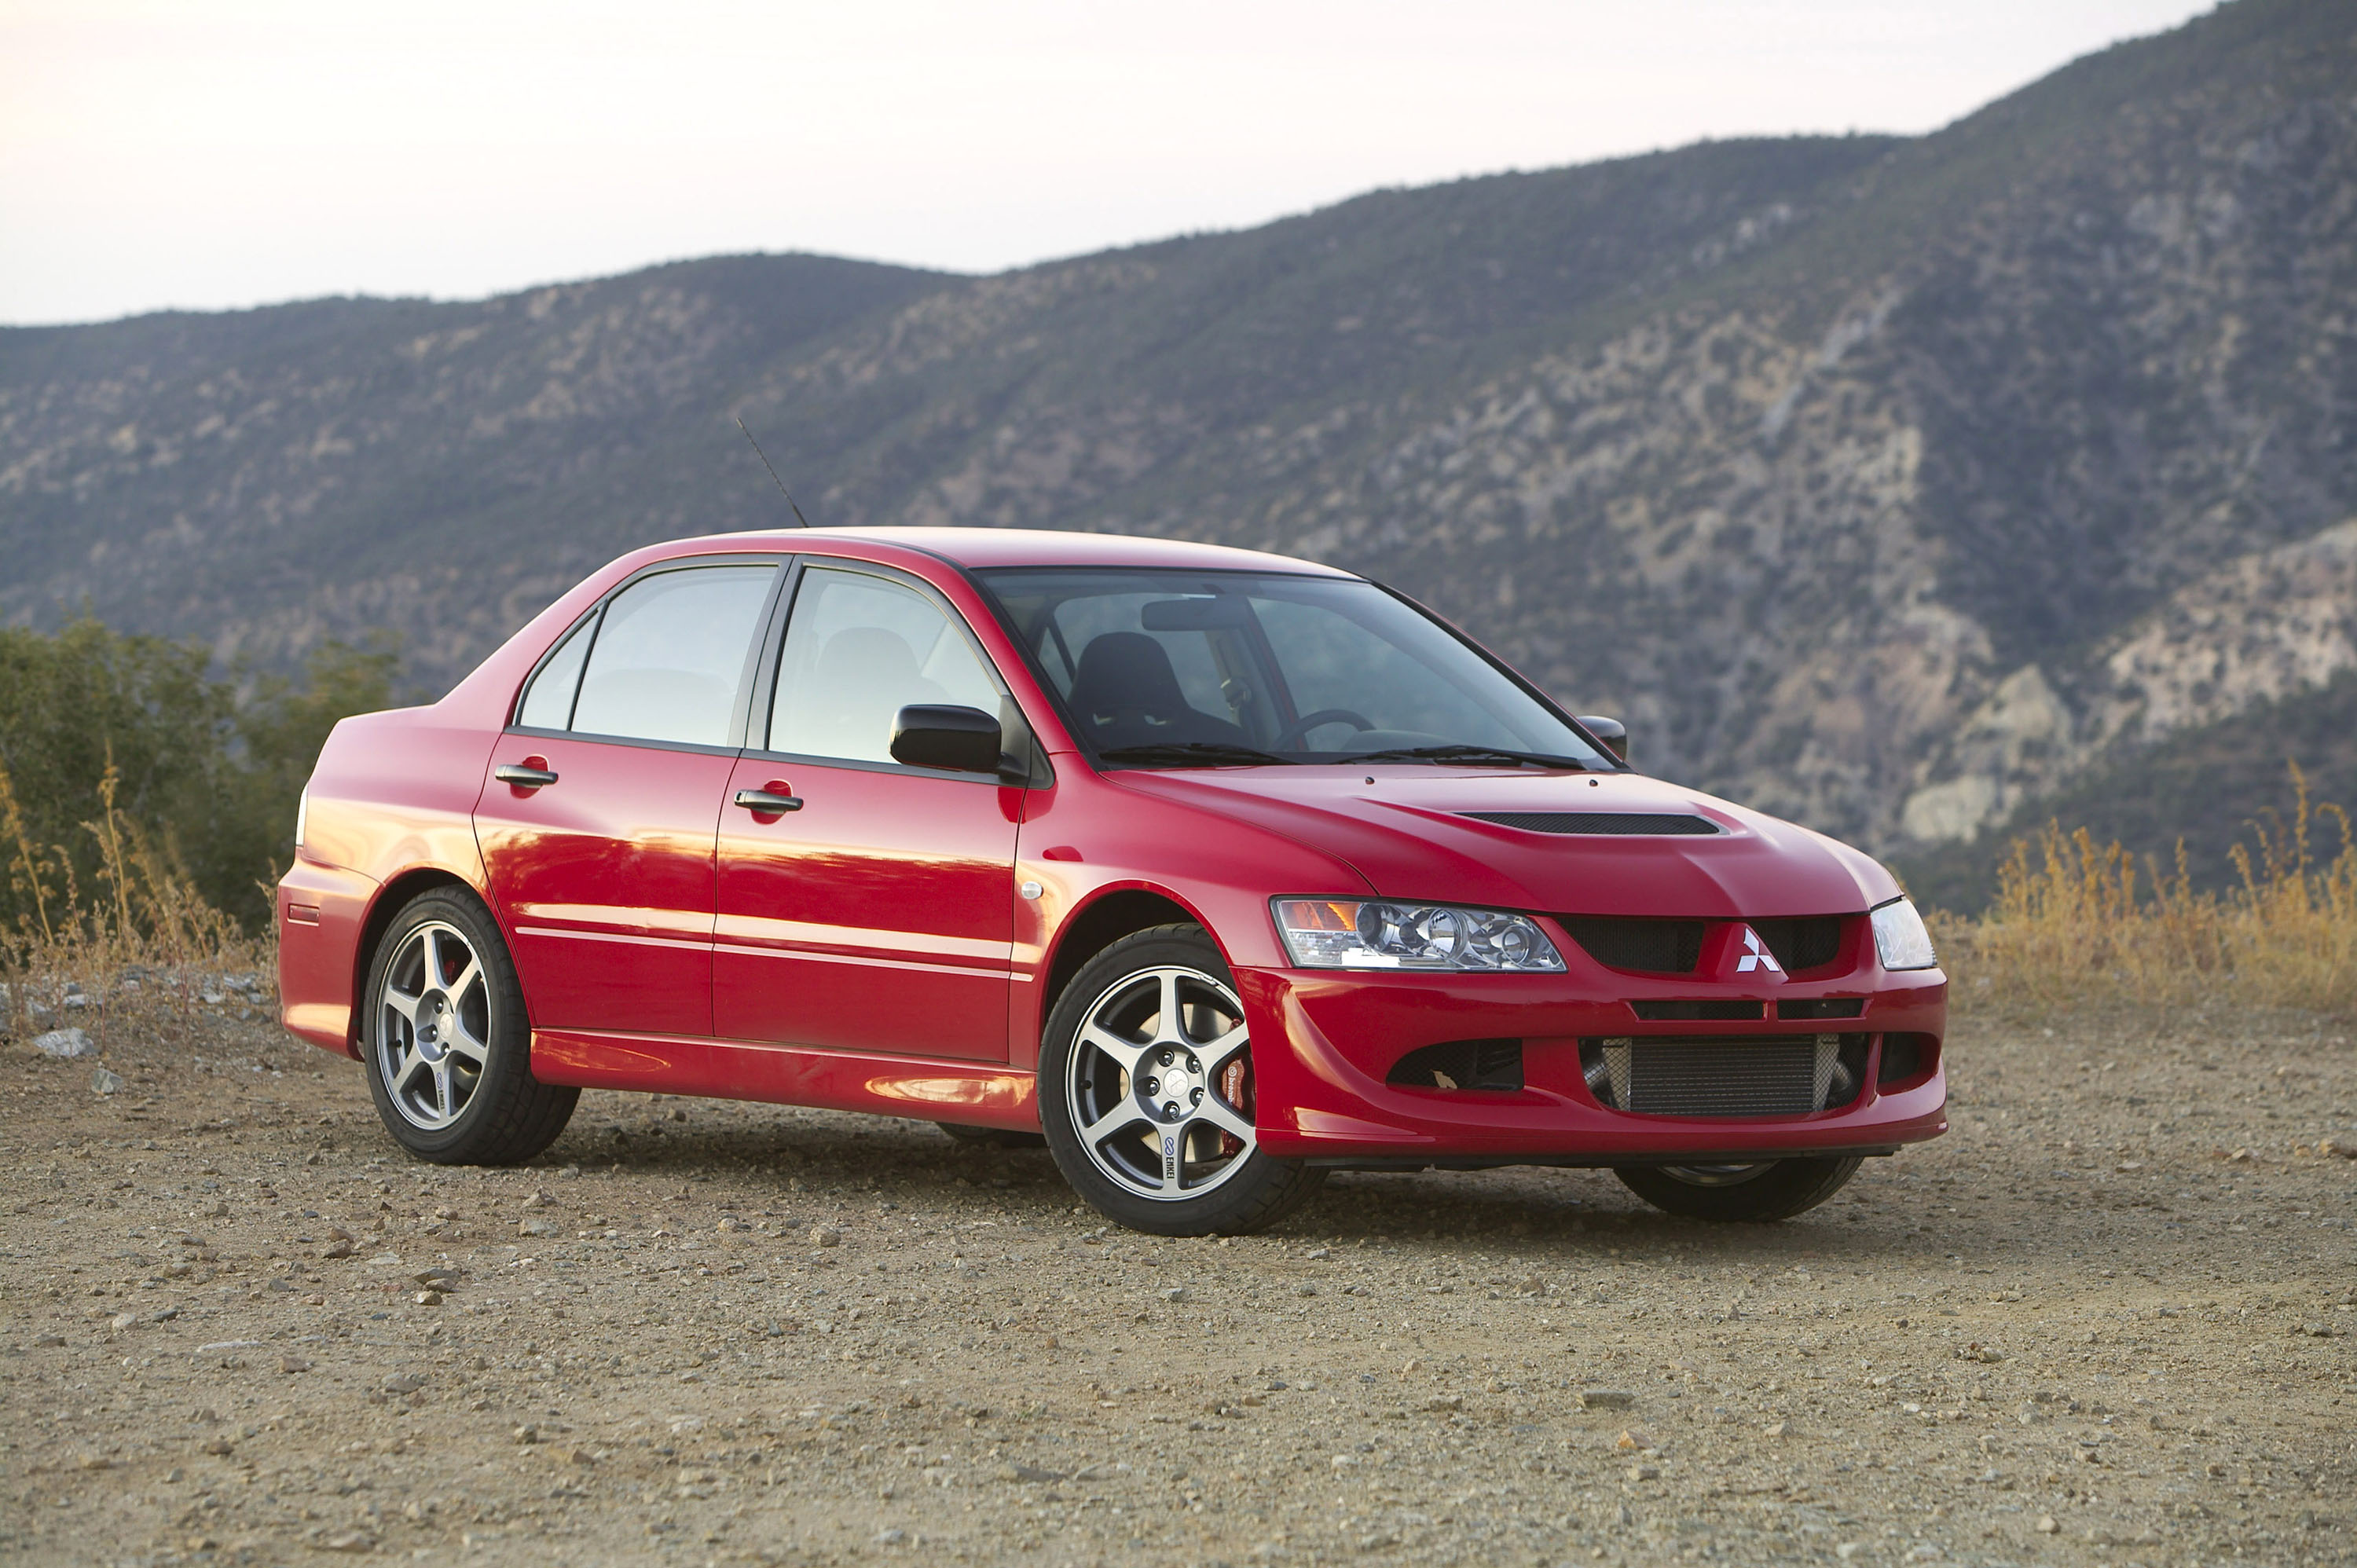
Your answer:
[1235,964,1948,1163]
[276,858,377,1058]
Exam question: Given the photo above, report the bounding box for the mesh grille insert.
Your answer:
[1463,811,1718,836]
[1559,917,1706,975]
[1750,915,1845,973]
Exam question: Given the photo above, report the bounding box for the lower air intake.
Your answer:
[1580,1035,1868,1116]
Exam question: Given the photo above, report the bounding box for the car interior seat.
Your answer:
[1065,632,1247,749]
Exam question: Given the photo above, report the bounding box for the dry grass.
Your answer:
[0,753,272,1052]
[1937,764,2357,1017]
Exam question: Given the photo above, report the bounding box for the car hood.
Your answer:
[1105,767,1899,918]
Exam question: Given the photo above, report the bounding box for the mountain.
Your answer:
[5,0,2355,892]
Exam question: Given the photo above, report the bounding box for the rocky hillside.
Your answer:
[4,0,2354,883]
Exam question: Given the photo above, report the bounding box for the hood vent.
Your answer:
[1461,811,1719,836]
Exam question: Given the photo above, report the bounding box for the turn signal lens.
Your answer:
[1272,899,1566,972]
[1870,897,1937,971]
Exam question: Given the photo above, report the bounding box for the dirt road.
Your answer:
[5,996,2353,1566]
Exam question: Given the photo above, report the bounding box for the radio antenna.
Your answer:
[736,417,812,528]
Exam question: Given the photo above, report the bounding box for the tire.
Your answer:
[360,888,577,1166]
[1615,1156,1864,1222]
[937,1122,1048,1149]
[1039,924,1323,1237]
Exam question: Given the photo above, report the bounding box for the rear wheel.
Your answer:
[361,888,577,1165]
[1039,925,1322,1236]
[1615,1157,1862,1222]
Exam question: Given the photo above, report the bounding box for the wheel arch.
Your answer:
[1039,885,1219,1027]
[349,867,493,1050]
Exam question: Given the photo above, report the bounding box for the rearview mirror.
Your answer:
[1578,715,1628,764]
[890,705,1003,774]
[1140,596,1251,631]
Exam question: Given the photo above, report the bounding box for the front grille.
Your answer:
[1560,917,1705,975]
[1579,1035,1869,1116]
[1464,811,1718,836]
[1750,915,1845,973]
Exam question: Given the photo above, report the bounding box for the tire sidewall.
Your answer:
[1615,1156,1863,1222]
[1038,926,1316,1236]
[361,889,533,1161]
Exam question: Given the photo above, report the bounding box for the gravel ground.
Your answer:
[4,998,2354,1567]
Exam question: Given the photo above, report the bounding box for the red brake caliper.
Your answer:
[1218,1060,1250,1156]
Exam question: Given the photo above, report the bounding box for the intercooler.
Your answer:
[1579,1034,1869,1116]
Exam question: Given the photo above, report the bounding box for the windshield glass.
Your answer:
[977,568,1611,768]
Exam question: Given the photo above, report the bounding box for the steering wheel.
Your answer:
[1273,708,1376,749]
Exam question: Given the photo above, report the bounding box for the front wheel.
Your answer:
[1615,1156,1862,1222]
[1039,925,1323,1236]
[361,888,577,1165]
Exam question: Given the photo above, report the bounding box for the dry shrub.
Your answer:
[1944,764,2357,1015]
[0,752,273,1053]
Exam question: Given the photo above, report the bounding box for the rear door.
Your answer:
[475,559,782,1038]
[713,561,1022,1061]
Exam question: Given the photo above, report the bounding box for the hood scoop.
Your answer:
[1460,811,1720,837]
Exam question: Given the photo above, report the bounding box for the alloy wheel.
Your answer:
[373,920,493,1131]
[1063,965,1256,1202]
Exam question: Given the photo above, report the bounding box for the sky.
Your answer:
[2,0,2217,327]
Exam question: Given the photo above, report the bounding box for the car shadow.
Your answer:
[533,1097,2005,1269]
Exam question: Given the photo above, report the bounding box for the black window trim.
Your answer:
[503,552,794,755]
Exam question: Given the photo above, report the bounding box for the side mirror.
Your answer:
[1578,715,1628,764]
[891,704,1003,774]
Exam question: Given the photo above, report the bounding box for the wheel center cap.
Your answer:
[1139,1046,1205,1121]
[416,994,449,1060]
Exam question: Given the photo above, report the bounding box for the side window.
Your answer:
[515,614,596,731]
[768,568,999,764]
[568,565,777,747]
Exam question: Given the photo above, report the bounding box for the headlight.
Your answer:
[1870,897,1937,970]
[1273,899,1566,972]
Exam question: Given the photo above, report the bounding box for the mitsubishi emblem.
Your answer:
[1736,925,1784,977]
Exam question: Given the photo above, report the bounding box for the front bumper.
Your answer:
[1233,962,1947,1164]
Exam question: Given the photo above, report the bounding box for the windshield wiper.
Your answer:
[1347,744,1593,770]
[1096,742,1296,768]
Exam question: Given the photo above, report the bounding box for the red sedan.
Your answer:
[277,528,1946,1234]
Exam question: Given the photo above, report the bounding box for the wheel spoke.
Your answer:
[445,954,483,1007]
[1153,970,1186,1044]
[1076,1022,1148,1076]
[416,927,443,988]
[387,1046,429,1097]
[1080,1102,1150,1147]
[1198,1021,1249,1077]
[443,1009,490,1064]
[431,1061,453,1121]
[383,986,421,1023]
[1193,1095,1255,1145]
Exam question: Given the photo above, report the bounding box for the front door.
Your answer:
[714,563,1021,1061]
[475,560,780,1038]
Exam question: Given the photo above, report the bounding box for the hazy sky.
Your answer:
[2,0,2215,327]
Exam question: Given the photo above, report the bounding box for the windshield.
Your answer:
[977,568,1611,769]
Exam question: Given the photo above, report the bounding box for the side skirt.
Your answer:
[530,1029,1040,1132]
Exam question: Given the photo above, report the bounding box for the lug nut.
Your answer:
[1160,1050,1175,1066]
[1141,1076,1158,1095]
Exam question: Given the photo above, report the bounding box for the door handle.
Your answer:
[495,763,559,789]
[734,788,804,813]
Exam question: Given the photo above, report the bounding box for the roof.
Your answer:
[680,526,1360,577]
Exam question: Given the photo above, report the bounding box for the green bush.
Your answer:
[0,618,397,934]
